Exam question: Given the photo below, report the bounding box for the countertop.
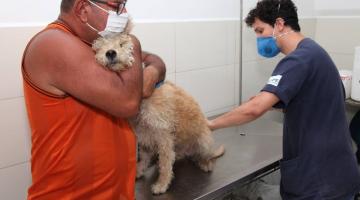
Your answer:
[135,119,283,200]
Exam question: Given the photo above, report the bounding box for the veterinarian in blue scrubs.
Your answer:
[208,0,360,199]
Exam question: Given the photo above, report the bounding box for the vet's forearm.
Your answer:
[210,92,279,130]
[210,103,260,130]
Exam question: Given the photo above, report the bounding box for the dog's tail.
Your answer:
[211,145,225,159]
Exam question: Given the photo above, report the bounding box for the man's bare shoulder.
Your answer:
[27,28,92,59]
[24,28,94,96]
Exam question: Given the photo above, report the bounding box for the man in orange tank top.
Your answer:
[22,0,166,199]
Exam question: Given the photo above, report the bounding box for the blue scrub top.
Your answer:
[262,38,360,199]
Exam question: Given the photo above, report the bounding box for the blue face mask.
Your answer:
[256,23,294,58]
[257,36,280,58]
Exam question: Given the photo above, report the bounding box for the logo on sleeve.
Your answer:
[267,75,282,87]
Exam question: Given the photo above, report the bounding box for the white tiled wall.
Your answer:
[132,22,176,74]
[175,21,235,72]
[0,97,30,169]
[0,27,42,99]
[315,17,360,71]
[0,19,240,199]
[0,163,31,200]
[234,22,241,105]
[174,21,239,116]
[176,65,236,116]
[315,17,360,120]
[0,26,40,200]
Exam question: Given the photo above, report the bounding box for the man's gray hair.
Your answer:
[61,0,76,12]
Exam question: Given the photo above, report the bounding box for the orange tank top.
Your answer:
[22,22,136,200]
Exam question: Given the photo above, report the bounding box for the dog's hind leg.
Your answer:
[195,135,216,172]
[136,146,154,179]
[194,133,225,172]
[151,137,175,195]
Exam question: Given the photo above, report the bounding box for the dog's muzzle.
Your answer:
[106,50,117,62]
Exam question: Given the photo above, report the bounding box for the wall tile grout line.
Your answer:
[0,96,24,102]
[0,161,29,170]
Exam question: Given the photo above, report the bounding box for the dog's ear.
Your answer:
[92,37,104,51]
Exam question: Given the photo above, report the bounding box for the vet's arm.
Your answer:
[208,92,279,130]
[141,51,166,98]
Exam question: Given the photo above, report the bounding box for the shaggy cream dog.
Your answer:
[93,27,225,195]
[92,21,134,71]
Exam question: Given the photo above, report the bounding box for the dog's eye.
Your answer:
[120,43,123,47]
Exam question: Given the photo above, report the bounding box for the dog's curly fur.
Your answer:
[92,19,134,71]
[92,33,134,71]
[92,22,225,195]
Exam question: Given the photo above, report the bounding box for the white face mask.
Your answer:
[87,0,129,37]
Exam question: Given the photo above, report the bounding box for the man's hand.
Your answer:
[142,66,160,98]
[141,51,166,98]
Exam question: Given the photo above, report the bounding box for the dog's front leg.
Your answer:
[136,146,153,179]
[151,140,175,195]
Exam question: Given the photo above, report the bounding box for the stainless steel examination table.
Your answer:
[135,119,283,200]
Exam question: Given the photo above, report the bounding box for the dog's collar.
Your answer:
[155,80,164,89]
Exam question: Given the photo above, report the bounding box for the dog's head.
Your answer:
[92,19,134,71]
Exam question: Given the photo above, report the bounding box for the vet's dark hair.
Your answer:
[61,0,76,13]
[245,0,301,32]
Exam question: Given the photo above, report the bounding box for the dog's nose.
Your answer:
[106,50,117,61]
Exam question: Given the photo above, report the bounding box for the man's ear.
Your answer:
[274,17,285,31]
[74,0,90,23]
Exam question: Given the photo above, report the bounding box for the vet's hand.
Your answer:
[142,65,160,98]
[207,119,216,131]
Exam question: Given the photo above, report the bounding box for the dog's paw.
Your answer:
[136,161,149,179]
[124,55,134,67]
[108,63,127,71]
[151,183,169,195]
[136,169,145,179]
[127,55,134,65]
[136,173,144,179]
[198,160,214,172]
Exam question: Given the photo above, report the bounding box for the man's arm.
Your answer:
[208,92,280,130]
[24,30,143,118]
[141,51,166,98]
